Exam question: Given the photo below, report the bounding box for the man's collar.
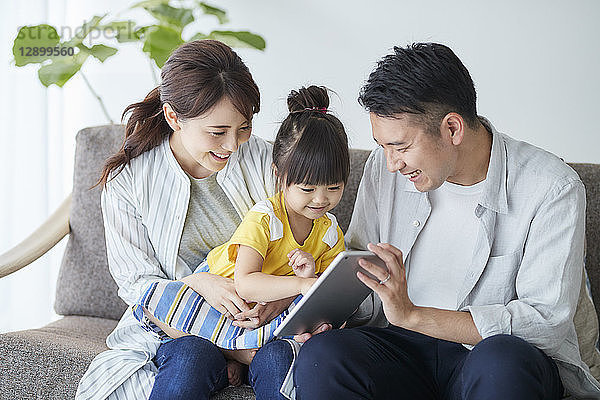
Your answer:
[402,116,509,215]
[475,116,508,215]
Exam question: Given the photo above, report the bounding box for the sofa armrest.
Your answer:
[0,194,72,278]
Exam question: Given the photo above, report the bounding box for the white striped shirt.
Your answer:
[76,134,276,400]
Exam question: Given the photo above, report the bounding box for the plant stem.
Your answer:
[148,58,159,86]
[80,72,115,124]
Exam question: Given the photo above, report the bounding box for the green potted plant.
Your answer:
[11,0,266,123]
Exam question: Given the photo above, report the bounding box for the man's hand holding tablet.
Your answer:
[274,250,388,339]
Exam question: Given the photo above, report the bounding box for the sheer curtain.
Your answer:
[0,0,155,333]
[0,0,63,333]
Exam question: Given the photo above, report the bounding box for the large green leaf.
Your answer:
[88,44,118,62]
[102,20,138,43]
[37,51,89,87]
[142,25,184,68]
[198,2,228,24]
[13,25,60,66]
[134,26,151,40]
[144,4,194,30]
[63,15,107,48]
[207,31,266,50]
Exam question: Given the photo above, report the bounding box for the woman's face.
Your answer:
[166,96,252,178]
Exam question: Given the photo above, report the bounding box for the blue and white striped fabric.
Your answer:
[133,261,301,349]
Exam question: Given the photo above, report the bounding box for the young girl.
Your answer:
[134,85,350,366]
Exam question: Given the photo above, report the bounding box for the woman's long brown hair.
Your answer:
[95,40,260,187]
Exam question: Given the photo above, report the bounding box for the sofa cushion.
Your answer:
[568,163,600,384]
[0,316,116,399]
[54,125,128,320]
[0,315,257,399]
[212,386,255,400]
[570,164,600,319]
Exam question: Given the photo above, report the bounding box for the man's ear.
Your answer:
[163,103,182,132]
[443,113,465,145]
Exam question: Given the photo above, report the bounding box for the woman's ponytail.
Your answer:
[95,87,170,187]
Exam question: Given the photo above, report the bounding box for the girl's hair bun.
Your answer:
[287,85,330,113]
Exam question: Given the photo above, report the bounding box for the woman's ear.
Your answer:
[272,163,278,176]
[163,103,181,132]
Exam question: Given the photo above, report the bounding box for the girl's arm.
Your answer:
[234,244,317,302]
[103,167,250,340]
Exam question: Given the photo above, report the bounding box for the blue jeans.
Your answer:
[149,336,294,400]
[294,326,563,400]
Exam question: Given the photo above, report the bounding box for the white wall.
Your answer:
[225,0,600,162]
[1,0,599,332]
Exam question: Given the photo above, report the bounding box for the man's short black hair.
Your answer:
[359,43,478,134]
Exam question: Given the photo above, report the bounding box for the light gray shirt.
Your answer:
[179,172,241,270]
[345,117,600,398]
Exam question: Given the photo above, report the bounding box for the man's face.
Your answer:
[370,113,457,192]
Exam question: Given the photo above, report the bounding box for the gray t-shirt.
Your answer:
[178,172,241,270]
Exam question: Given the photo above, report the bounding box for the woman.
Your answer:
[76,40,295,400]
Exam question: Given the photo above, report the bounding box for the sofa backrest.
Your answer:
[571,163,600,310]
[54,125,127,320]
[53,125,373,320]
[53,125,600,325]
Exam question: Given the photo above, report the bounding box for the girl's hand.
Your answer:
[181,272,250,320]
[288,248,316,278]
[299,276,318,295]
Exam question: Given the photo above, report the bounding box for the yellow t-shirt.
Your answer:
[206,193,345,279]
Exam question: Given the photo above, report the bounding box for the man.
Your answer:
[293,43,600,399]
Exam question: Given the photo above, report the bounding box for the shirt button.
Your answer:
[412,220,420,227]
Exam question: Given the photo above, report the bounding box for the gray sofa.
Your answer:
[0,124,598,399]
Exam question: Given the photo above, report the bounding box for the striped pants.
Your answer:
[133,261,300,349]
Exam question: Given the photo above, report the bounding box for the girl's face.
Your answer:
[166,96,252,178]
[282,181,345,223]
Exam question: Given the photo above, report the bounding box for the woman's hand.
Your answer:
[181,272,251,320]
[232,296,296,329]
[288,248,316,278]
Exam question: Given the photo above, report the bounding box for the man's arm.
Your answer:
[465,179,586,354]
[403,307,482,345]
[358,242,483,345]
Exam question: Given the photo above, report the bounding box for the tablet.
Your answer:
[274,250,388,337]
